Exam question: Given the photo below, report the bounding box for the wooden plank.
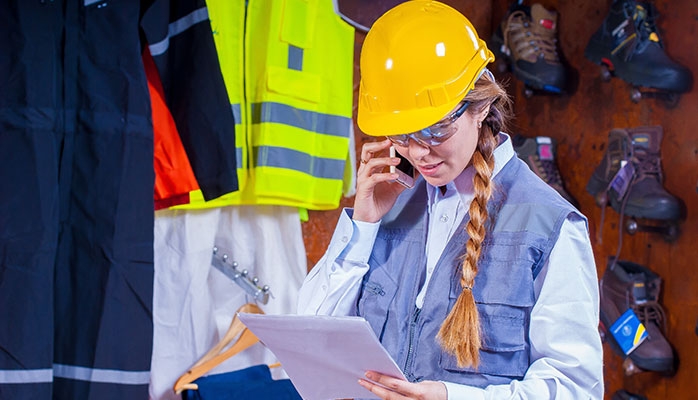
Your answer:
[303,0,698,398]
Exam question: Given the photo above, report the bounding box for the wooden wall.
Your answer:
[302,1,698,398]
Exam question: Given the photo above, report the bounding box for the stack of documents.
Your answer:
[238,313,406,400]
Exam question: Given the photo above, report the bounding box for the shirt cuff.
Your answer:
[443,381,486,400]
[335,209,380,264]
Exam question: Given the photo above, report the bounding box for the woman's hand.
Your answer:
[358,371,447,400]
[353,139,409,223]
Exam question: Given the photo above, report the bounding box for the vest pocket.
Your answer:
[438,255,532,378]
[438,301,530,378]
[357,267,398,341]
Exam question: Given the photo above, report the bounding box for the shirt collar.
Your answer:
[427,132,515,207]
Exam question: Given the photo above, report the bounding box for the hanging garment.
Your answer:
[181,364,301,400]
[144,48,201,210]
[142,2,239,200]
[150,205,307,400]
[0,1,235,399]
[173,0,355,210]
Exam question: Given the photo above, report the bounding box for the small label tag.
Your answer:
[610,308,648,355]
[611,16,638,58]
[539,18,555,30]
[537,144,553,160]
[536,137,553,160]
[610,161,635,198]
[632,133,650,149]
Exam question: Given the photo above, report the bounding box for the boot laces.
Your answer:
[532,156,563,186]
[505,10,559,62]
[595,133,632,246]
[631,300,667,333]
[623,1,662,50]
[631,149,663,183]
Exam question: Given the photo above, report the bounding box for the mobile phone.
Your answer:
[389,146,415,188]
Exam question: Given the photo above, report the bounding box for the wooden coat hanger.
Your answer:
[173,302,264,394]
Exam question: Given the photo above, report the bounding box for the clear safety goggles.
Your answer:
[387,101,471,147]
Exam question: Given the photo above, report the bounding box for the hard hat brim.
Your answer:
[357,97,462,137]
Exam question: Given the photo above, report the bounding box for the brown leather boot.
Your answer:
[490,2,569,94]
[599,257,675,374]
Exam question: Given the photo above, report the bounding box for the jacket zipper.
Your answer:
[403,306,421,380]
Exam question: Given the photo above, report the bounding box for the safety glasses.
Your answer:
[387,101,471,147]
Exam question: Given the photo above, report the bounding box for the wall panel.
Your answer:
[302,1,698,398]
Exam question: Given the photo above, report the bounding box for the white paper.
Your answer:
[237,313,407,400]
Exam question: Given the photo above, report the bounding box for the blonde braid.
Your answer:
[436,71,511,369]
[437,129,497,368]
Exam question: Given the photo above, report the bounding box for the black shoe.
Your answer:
[584,0,692,93]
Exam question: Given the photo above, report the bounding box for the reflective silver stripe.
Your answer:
[251,102,351,138]
[53,364,150,385]
[149,7,209,56]
[170,8,209,37]
[231,104,243,169]
[256,146,345,180]
[288,45,303,71]
[236,146,243,169]
[149,38,170,57]
[0,368,53,383]
[231,103,242,125]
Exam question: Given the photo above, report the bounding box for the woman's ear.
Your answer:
[477,104,491,127]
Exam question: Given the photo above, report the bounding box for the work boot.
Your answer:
[491,2,569,94]
[600,257,675,374]
[586,126,682,221]
[513,134,579,208]
[584,0,692,93]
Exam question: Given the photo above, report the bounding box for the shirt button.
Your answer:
[341,236,349,243]
[440,214,449,223]
[322,285,327,291]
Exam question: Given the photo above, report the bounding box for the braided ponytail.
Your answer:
[436,72,512,368]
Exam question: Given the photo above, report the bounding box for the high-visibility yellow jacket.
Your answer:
[175,0,354,210]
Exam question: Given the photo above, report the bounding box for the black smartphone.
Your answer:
[389,146,415,188]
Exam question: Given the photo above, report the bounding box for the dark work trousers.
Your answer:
[0,1,236,399]
[181,365,302,400]
[0,1,154,399]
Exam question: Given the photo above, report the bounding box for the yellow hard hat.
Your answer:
[357,0,494,136]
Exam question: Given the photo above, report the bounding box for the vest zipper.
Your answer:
[403,306,422,380]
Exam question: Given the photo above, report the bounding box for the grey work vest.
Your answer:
[357,156,583,386]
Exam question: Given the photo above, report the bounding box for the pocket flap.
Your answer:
[267,66,321,104]
[280,0,317,49]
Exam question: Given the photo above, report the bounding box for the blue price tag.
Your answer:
[609,308,648,355]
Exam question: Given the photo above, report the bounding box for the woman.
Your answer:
[297,1,603,399]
